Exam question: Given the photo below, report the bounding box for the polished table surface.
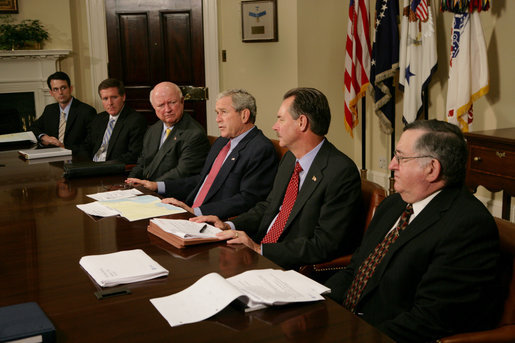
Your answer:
[0,148,393,342]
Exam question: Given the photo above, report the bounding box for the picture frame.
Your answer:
[0,0,18,13]
[241,0,278,43]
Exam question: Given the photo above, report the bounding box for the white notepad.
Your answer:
[79,249,169,287]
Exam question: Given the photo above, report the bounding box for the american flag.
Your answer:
[413,0,428,21]
[344,0,371,137]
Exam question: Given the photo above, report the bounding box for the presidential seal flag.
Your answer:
[398,0,437,124]
[446,11,489,132]
[344,0,371,137]
[370,0,399,135]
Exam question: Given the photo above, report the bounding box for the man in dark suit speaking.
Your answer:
[30,71,96,152]
[193,87,362,270]
[127,81,210,181]
[126,89,278,220]
[81,78,147,164]
[325,120,500,343]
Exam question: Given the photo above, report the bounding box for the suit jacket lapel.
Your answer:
[146,121,182,177]
[361,187,460,299]
[279,140,329,235]
[65,98,78,136]
[204,128,259,202]
[106,109,127,157]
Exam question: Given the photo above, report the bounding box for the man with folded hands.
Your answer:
[192,87,362,270]
[126,89,278,220]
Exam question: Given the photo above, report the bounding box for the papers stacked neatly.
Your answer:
[150,269,330,327]
[87,188,143,201]
[18,147,72,159]
[77,194,186,221]
[79,249,169,287]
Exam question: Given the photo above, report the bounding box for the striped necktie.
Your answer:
[58,111,66,143]
[343,204,413,313]
[93,118,116,161]
[261,162,303,243]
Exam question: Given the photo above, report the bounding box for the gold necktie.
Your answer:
[58,111,66,142]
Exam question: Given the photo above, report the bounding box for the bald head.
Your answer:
[150,82,184,126]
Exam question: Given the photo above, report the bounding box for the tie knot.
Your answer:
[405,204,413,215]
[294,161,303,174]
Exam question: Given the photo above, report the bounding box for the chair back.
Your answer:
[360,178,387,233]
[437,217,515,343]
[271,138,288,160]
[298,178,387,279]
[495,217,515,326]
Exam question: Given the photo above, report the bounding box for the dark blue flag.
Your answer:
[370,0,399,134]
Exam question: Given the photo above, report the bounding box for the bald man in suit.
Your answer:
[127,82,209,181]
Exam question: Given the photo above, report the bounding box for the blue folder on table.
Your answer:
[0,302,55,342]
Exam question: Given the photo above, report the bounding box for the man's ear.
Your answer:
[240,108,251,124]
[425,158,442,183]
[298,114,309,132]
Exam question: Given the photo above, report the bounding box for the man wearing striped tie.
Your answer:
[192,87,362,270]
[30,72,96,152]
[325,120,499,343]
[83,78,147,164]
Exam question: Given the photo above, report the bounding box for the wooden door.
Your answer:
[105,0,206,128]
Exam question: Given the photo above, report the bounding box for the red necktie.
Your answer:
[343,204,413,313]
[193,141,231,207]
[261,162,303,244]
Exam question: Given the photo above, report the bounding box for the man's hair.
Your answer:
[283,87,331,136]
[98,78,125,96]
[404,119,468,187]
[149,82,183,106]
[47,71,71,89]
[217,89,257,124]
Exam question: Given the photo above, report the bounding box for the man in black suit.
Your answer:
[127,81,210,181]
[126,89,278,220]
[325,120,500,343]
[30,72,96,152]
[82,78,146,164]
[193,87,362,270]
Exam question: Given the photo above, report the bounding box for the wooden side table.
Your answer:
[464,128,515,220]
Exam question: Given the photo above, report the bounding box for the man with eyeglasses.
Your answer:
[326,120,499,343]
[30,71,96,151]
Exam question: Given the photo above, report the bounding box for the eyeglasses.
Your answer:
[393,152,435,164]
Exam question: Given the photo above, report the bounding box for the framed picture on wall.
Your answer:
[0,0,18,13]
[241,0,278,42]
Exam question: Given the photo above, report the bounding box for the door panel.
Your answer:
[105,0,206,128]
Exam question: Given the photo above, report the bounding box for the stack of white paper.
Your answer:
[150,269,330,327]
[87,188,143,201]
[150,218,222,239]
[18,147,72,159]
[79,249,169,287]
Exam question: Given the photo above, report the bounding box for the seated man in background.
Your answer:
[127,81,210,181]
[193,87,362,270]
[127,89,278,220]
[30,71,96,151]
[81,78,147,164]
[325,120,500,343]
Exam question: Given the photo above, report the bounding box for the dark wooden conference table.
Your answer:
[0,147,393,342]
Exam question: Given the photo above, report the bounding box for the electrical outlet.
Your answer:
[379,157,387,169]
